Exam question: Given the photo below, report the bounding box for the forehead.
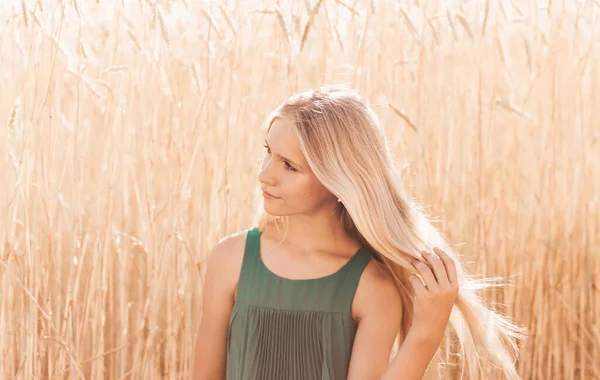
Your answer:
[266,116,309,167]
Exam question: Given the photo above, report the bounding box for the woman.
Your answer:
[192,85,526,380]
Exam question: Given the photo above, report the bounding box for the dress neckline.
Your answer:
[255,228,365,282]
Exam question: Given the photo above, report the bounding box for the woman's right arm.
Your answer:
[192,233,245,380]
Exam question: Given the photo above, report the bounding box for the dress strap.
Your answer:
[333,247,372,313]
[235,227,261,304]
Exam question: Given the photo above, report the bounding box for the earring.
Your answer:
[337,198,342,203]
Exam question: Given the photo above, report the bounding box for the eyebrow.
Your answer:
[264,138,304,170]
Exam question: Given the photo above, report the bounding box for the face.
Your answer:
[258,116,337,216]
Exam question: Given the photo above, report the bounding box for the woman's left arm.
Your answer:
[348,248,459,380]
[346,262,404,380]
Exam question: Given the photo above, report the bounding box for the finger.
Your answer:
[409,273,427,295]
[434,247,459,285]
[413,259,439,291]
[423,249,451,288]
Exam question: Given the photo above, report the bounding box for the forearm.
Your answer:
[191,334,226,380]
[380,330,441,380]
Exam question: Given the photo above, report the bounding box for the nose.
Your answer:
[258,156,277,187]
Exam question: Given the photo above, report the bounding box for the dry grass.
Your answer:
[0,0,598,378]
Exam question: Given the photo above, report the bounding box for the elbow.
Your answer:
[191,351,226,380]
[191,363,219,380]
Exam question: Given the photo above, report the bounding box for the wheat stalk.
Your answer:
[300,0,326,52]
[389,103,418,133]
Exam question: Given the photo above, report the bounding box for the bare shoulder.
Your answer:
[208,229,249,261]
[352,257,403,323]
[203,228,250,288]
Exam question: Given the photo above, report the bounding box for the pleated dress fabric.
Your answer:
[226,227,372,380]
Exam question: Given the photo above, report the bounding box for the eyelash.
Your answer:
[263,144,297,172]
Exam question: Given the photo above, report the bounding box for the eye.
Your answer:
[284,162,297,172]
[264,144,296,172]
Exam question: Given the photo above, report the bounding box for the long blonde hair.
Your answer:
[253,84,527,379]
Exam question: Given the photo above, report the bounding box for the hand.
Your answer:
[408,247,460,343]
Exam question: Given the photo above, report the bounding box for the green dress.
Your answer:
[226,227,372,380]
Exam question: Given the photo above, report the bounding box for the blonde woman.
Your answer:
[192,85,526,380]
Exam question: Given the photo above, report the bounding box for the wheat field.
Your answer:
[0,0,598,378]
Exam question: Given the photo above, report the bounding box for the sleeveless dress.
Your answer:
[226,227,372,380]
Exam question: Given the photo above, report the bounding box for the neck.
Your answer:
[269,208,356,254]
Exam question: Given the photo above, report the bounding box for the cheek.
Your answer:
[278,174,311,199]
[289,177,312,197]
[294,177,328,201]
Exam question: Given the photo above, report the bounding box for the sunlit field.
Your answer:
[0,0,598,378]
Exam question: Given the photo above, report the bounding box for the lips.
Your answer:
[262,190,279,199]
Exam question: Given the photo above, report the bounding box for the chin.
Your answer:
[263,206,285,217]
[263,203,292,217]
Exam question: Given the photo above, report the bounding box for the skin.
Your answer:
[192,115,459,380]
